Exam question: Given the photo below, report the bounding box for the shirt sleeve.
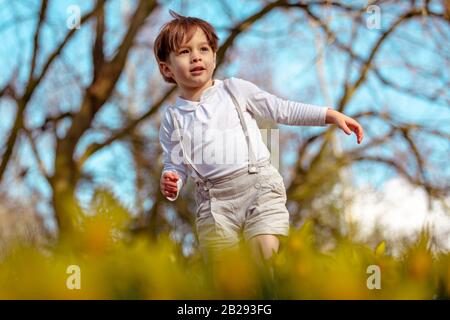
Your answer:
[159,108,188,201]
[233,78,329,126]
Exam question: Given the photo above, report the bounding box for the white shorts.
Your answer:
[194,163,290,261]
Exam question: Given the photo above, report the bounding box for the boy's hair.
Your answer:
[154,10,219,84]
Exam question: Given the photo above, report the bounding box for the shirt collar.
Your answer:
[174,79,222,110]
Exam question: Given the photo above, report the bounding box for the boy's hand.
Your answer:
[326,109,364,144]
[160,172,180,199]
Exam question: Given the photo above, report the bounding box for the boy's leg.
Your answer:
[247,234,280,261]
[247,234,281,279]
[243,165,290,262]
[247,234,283,299]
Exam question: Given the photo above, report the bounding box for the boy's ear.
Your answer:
[159,61,173,78]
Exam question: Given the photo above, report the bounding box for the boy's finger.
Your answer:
[165,191,176,198]
[163,187,175,194]
[163,173,174,179]
[164,181,178,188]
[164,174,179,181]
[357,126,364,141]
[344,126,352,135]
[348,122,364,142]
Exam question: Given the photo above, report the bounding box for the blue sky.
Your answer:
[0,0,449,232]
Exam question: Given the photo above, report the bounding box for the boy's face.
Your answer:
[160,27,216,91]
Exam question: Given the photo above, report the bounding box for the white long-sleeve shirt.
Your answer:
[159,77,329,201]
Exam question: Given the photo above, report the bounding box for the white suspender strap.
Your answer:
[223,79,259,173]
[168,108,206,183]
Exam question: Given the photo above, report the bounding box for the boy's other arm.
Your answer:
[236,78,328,126]
[159,109,188,201]
[233,78,328,126]
[235,78,363,144]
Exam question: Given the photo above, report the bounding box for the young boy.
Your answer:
[155,11,364,265]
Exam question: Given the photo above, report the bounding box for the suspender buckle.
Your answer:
[204,180,213,190]
[249,165,258,173]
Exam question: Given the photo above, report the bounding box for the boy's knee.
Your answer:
[248,234,280,260]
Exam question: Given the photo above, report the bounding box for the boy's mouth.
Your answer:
[191,69,205,76]
[190,66,205,74]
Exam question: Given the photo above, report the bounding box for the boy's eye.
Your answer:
[179,47,209,54]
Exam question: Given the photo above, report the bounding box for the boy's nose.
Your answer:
[191,55,201,63]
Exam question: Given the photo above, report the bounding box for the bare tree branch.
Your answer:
[51,0,158,236]
[22,126,51,183]
[297,6,446,206]
[92,0,106,81]
[28,0,48,84]
[400,127,426,182]
[77,86,175,168]
[32,0,109,98]
[0,0,109,183]
[338,9,425,109]
[372,66,450,106]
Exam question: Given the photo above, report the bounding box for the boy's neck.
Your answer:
[178,79,214,102]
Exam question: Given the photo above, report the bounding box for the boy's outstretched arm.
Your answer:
[231,78,364,144]
[325,108,364,144]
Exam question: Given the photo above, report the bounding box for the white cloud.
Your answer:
[346,176,450,253]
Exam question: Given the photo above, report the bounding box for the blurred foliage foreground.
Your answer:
[0,191,448,300]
